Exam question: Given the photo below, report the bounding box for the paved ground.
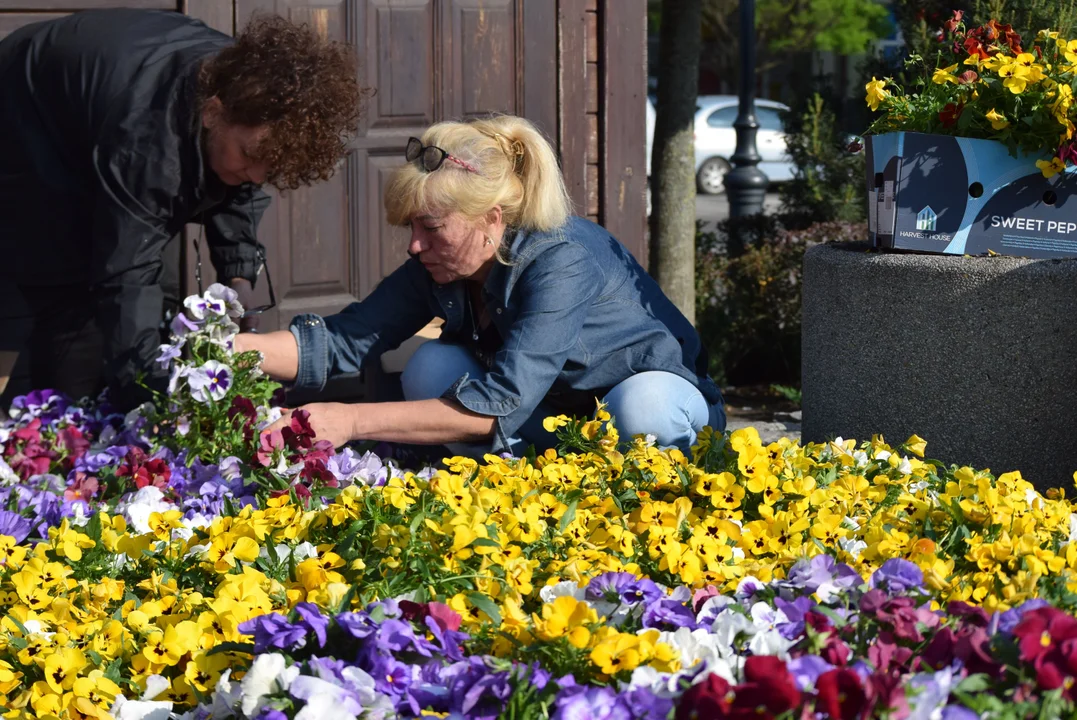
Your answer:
[725,411,802,445]
[696,190,783,230]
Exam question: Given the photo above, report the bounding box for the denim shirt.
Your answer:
[289,216,723,452]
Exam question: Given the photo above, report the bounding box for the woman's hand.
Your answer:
[261,403,358,448]
[232,330,300,382]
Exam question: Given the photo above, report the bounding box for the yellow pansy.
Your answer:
[1037,157,1066,178]
[865,77,889,111]
[932,63,960,84]
[985,108,1010,130]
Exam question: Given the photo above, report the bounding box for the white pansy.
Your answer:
[168,365,189,395]
[898,457,914,475]
[183,295,210,320]
[695,595,735,628]
[906,667,955,720]
[259,406,285,431]
[874,450,892,462]
[259,541,319,567]
[66,501,91,527]
[185,544,210,560]
[204,283,244,317]
[749,601,788,633]
[0,457,18,486]
[205,669,242,719]
[735,576,764,599]
[839,536,868,560]
[119,486,173,535]
[182,513,214,532]
[1025,488,1045,511]
[540,580,587,604]
[814,581,843,604]
[110,698,173,720]
[656,627,735,674]
[142,675,170,701]
[240,653,299,717]
[842,516,861,531]
[1063,514,1077,550]
[291,676,362,720]
[709,609,755,650]
[748,627,796,658]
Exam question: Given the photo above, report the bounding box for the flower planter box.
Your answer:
[866,131,1077,259]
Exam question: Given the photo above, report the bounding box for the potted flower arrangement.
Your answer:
[861,12,1077,258]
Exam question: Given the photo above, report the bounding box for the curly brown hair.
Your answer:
[198,14,368,190]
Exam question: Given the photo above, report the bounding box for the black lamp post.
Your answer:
[724,0,768,217]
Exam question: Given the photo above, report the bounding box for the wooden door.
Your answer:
[229,0,559,332]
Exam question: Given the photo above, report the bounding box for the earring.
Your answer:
[484,235,494,247]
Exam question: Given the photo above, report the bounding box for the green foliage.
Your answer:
[779,92,868,223]
[770,384,803,406]
[696,0,892,77]
[696,217,867,387]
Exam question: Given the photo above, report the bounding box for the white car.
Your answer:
[644,95,794,202]
[693,95,794,195]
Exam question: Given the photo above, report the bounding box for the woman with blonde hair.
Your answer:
[239,115,725,456]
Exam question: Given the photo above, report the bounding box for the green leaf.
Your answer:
[7,616,29,638]
[955,674,991,694]
[467,592,502,625]
[206,641,256,657]
[559,500,579,532]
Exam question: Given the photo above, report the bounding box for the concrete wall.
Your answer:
[802,242,1077,491]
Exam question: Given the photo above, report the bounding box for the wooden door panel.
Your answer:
[363,0,435,131]
[353,0,435,301]
[353,150,411,298]
[444,0,516,119]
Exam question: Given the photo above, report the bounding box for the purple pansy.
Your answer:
[239,612,309,653]
[187,361,233,403]
[870,558,924,594]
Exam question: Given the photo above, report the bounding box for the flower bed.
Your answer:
[3,285,1077,719]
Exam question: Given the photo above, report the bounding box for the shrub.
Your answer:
[697,218,866,387]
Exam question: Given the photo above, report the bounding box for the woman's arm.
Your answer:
[263,398,495,447]
[234,331,299,382]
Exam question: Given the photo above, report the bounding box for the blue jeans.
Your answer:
[401,341,726,457]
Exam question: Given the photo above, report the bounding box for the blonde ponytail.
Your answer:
[384,115,572,234]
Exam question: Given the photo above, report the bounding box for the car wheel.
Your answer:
[697,157,731,195]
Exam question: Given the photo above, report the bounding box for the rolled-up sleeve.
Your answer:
[288,258,435,391]
[203,185,270,285]
[446,241,602,452]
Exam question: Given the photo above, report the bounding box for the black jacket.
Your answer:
[0,9,269,404]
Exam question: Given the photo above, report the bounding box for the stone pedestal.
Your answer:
[802,242,1077,491]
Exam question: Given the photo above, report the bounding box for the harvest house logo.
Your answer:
[899,205,951,241]
[916,206,937,232]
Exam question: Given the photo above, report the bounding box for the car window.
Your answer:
[757,106,785,131]
[706,107,737,127]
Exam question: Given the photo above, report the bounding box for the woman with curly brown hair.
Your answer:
[241,116,726,458]
[0,9,365,408]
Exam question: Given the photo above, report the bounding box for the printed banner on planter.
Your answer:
[865,131,1077,259]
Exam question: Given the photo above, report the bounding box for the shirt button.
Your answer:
[495,308,502,314]
[447,301,454,308]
